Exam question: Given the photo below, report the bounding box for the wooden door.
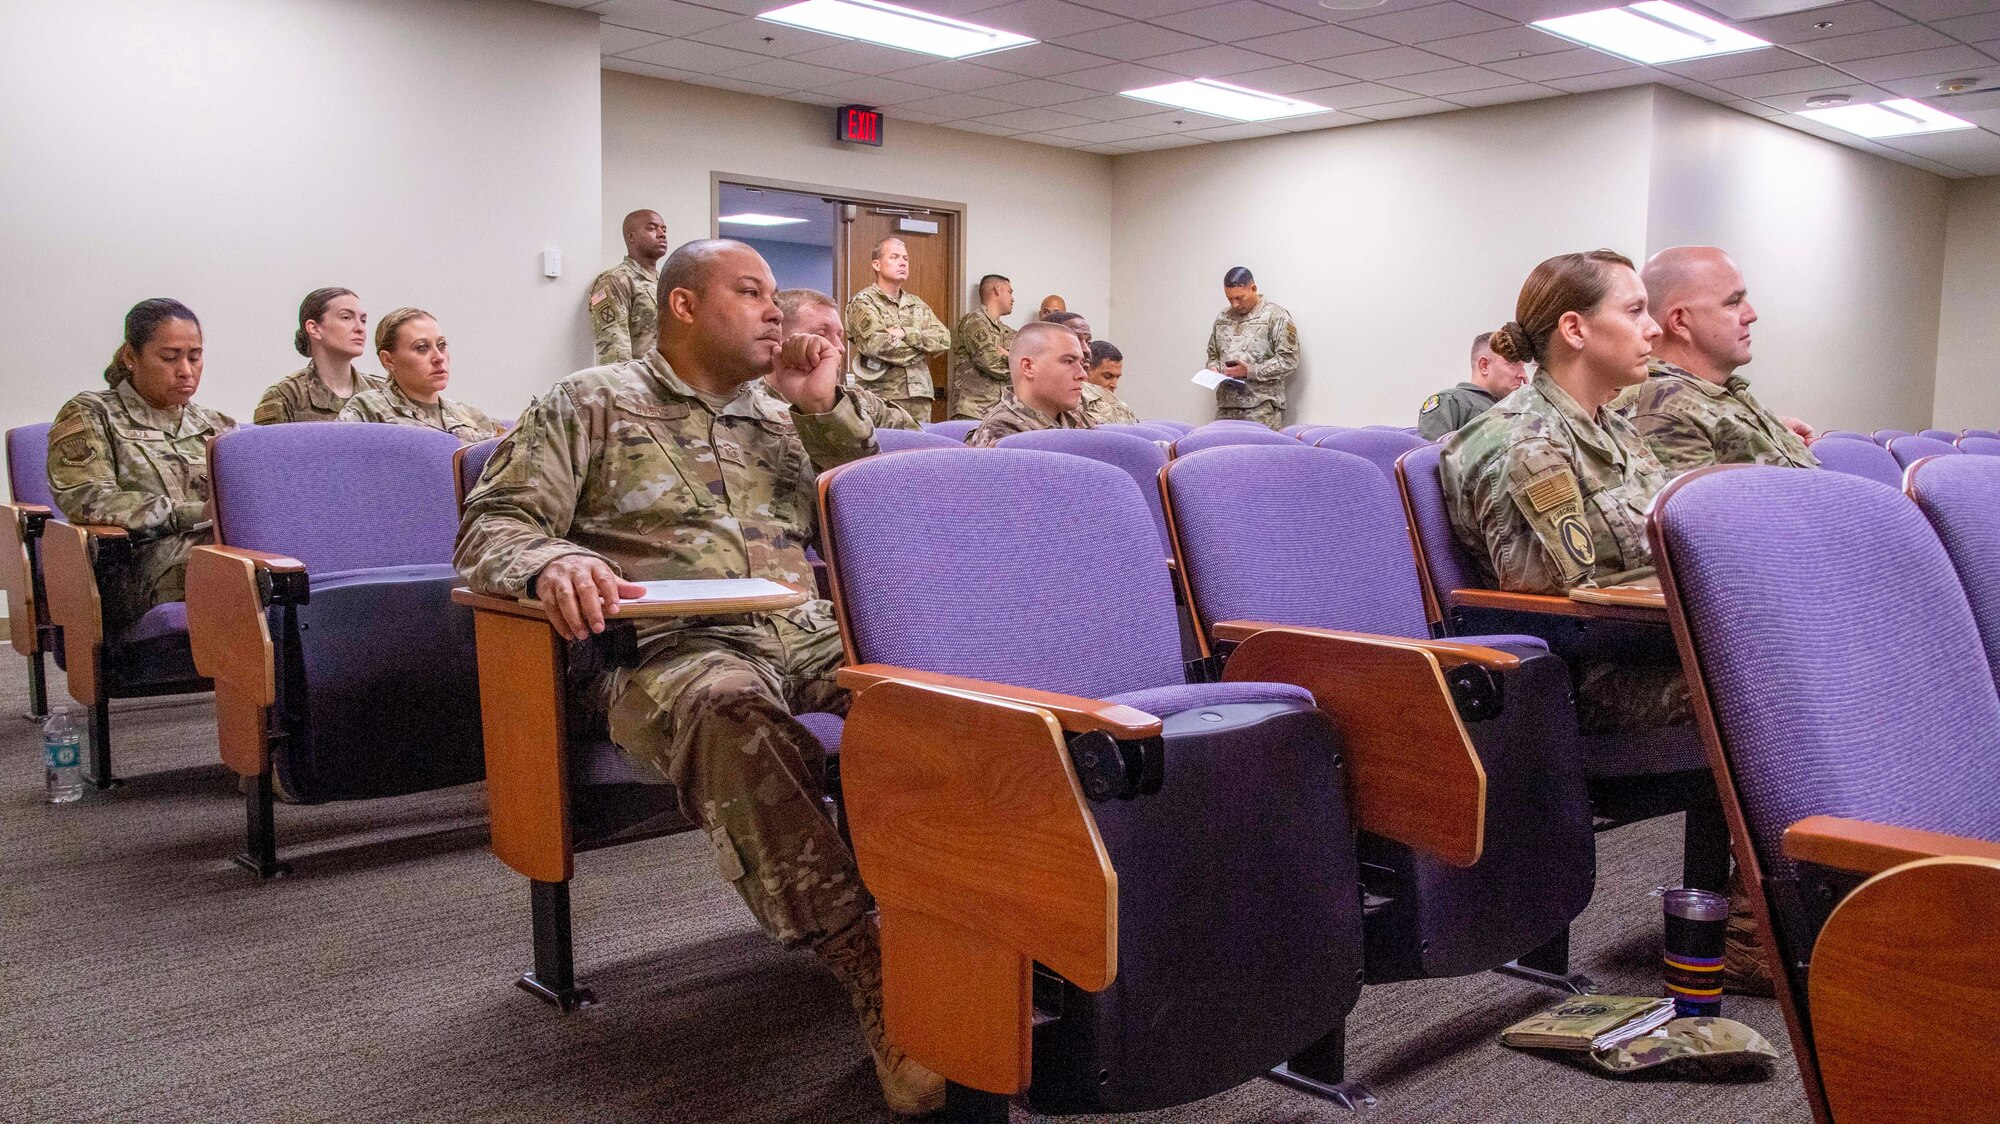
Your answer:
[841,206,958,422]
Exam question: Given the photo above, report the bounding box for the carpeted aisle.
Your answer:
[0,659,1808,1123]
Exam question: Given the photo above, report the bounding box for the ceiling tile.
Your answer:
[1227,62,1359,93]
[1120,107,1237,130]
[971,0,1132,38]
[600,23,667,55]
[587,0,741,37]
[1259,0,1444,19]
[890,60,1026,90]
[1724,98,1786,117]
[1286,80,1426,107]
[1151,0,1323,42]
[979,77,1104,104]
[1544,67,1669,92]
[1487,46,1636,80]
[1320,45,1464,80]
[789,40,939,73]
[1052,91,1172,116]
[1664,48,1823,82]
[697,74,793,97]
[1348,96,1465,119]
[1932,88,2000,112]
[972,42,1109,75]
[686,20,848,58]
[601,57,706,82]
[1115,132,1209,148]
[1187,121,1288,140]
[809,74,944,102]
[1458,0,1608,20]
[1064,0,1233,17]
[1876,0,1998,20]
[1872,125,2000,164]
[1443,82,1562,106]
[1736,2,1911,45]
[1424,24,1575,65]
[1841,44,1995,81]
[1711,64,1859,98]
[1877,69,2000,98]
[1018,131,1096,146]
[892,91,1028,118]
[969,106,1103,129]
[1143,43,1291,77]
[620,39,771,73]
[1937,11,2000,43]
[1384,63,1522,94]
[1667,80,1737,104]
[1751,83,1893,111]
[1045,118,1168,140]
[949,119,1030,136]
[776,88,849,106]
[1080,141,1141,152]
[1235,24,1399,63]
[1270,108,1372,128]
[1795,24,1956,62]
[1342,2,1514,45]
[1056,22,1210,60]
[721,58,858,89]
[1058,60,1186,90]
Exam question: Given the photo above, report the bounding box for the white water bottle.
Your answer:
[43,706,83,804]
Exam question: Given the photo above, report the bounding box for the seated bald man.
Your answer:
[966,320,1094,447]
[455,239,941,1116]
[1616,246,1817,478]
[765,288,920,431]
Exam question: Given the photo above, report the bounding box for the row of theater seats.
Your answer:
[4,417,1996,1122]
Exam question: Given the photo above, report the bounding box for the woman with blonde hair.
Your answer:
[337,307,501,443]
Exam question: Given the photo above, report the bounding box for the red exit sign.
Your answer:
[837,104,883,146]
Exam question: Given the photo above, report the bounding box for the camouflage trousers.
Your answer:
[883,396,934,426]
[110,531,204,635]
[607,613,866,949]
[1216,402,1283,429]
[1576,661,1691,736]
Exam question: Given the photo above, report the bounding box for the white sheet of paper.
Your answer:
[1191,369,1245,390]
[624,578,797,604]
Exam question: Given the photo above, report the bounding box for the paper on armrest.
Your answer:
[1191,369,1246,391]
[624,578,800,604]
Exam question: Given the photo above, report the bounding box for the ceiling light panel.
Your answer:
[757,0,1035,60]
[1532,2,1772,65]
[1795,97,1976,139]
[1120,79,1329,122]
[718,213,811,226]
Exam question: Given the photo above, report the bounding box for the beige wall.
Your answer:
[1109,88,1656,427]
[1934,177,2000,430]
[600,70,1114,343]
[1646,89,1948,434]
[0,0,601,441]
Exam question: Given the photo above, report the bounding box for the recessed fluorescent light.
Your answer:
[1796,98,1975,139]
[719,213,810,226]
[757,0,1034,59]
[1533,2,1770,65]
[1119,79,1327,122]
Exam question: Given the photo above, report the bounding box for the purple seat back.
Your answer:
[1872,429,1911,446]
[875,428,963,453]
[1958,437,2000,457]
[7,424,56,510]
[1813,437,1903,488]
[1297,425,1345,445]
[922,419,978,442]
[1889,435,1961,469]
[1964,429,2000,440]
[1909,456,2000,690]
[1397,444,1479,619]
[1173,427,1295,457]
[1315,428,1429,478]
[1099,423,1179,443]
[1919,428,1959,443]
[458,436,502,504]
[997,429,1171,556]
[1166,445,1431,640]
[823,448,1183,700]
[1281,424,1310,437]
[1819,431,1869,441]
[1655,466,2000,876]
[1144,419,1194,435]
[213,424,463,573]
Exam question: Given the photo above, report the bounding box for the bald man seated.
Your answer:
[589,208,669,364]
[966,321,1094,447]
[1615,246,1817,478]
[765,288,921,431]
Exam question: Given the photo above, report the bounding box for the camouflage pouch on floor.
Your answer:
[1590,1017,1778,1079]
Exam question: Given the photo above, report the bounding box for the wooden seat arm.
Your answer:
[1446,587,1663,624]
[843,678,1116,1095]
[38,520,105,705]
[186,546,285,776]
[1218,625,1487,867]
[1783,815,2000,876]
[837,664,1162,740]
[1,504,40,656]
[14,503,52,536]
[1212,620,1522,670]
[460,600,575,883]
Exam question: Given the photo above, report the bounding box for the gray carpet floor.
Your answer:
[0,657,1809,1123]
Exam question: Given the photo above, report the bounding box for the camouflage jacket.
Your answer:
[1440,369,1668,595]
[1417,382,1500,442]
[948,309,1014,420]
[1206,299,1299,409]
[751,378,918,432]
[47,380,237,629]
[845,285,951,401]
[1616,359,1818,478]
[454,352,877,650]
[966,388,1094,448]
[253,362,388,425]
[1080,382,1138,426]
[338,381,503,444]
[589,255,660,365]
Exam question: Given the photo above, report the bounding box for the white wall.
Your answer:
[1110,88,1656,427]
[0,0,601,439]
[1933,177,2000,429]
[601,70,1113,341]
[1646,88,1948,433]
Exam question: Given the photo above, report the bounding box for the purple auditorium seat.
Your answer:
[1963,429,2000,440]
[1316,427,1428,479]
[1818,430,1869,441]
[821,447,1365,1114]
[1888,435,1962,470]
[1282,424,1312,437]
[5,423,59,717]
[1099,422,1179,443]
[1919,428,1959,443]
[1958,436,2000,457]
[875,427,962,453]
[1873,428,1911,446]
[1297,425,1345,445]
[456,436,501,507]
[1172,426,1296,457]
[1164,444,1595,987]
[921,418,977,442]
[8,423,57,509]
[1811,437,1905,488]
[1144,419,1194,434]
[997,429,1170,556]
[1908,455,2000,691]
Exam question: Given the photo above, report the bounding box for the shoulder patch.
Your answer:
[1421,394,1441,414]
[1526,470,1582,514]
[590,287,608,307]
[1557,513,1595,566]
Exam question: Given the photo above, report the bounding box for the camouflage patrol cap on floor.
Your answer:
[1590,1017,1778,1078]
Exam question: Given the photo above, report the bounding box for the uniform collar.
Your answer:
[641,350,765,419]
[301,360,372,411]
[1649,357,1746,397]
[1456,381,1499,403]
[114,378,199,436]
[1529,368,1621,461]
[624,255,659,281]
[865,283,911,308]
[1000,387,1062,426]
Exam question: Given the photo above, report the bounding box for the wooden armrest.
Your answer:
[465,603,574,882]
[13,503,52,531]
[1212,620,1522,670]
[1447,587,1663,624]
[1,504,38,656]
[1219,625,1487,866]
[197,545,305,574]
[838,664,1162,740]
[38,520,104,705]
[185,546,281,776]
[843,678,1115,1095]
[1783,815,2000,876]
[76,523,129,541]
[451,583,807,622]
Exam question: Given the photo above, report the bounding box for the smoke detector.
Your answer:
[1936,77,1987,94]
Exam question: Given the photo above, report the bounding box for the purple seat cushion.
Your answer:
[122,601,188,646]
[459,436,502,500]
[1958,437,2000,457]
[998,429,1171,556]
[9,423,58,511]
[795,710,844,756]
[1889,435,1962,469]
[1919,429,1960,443]
[1811,438,1904,489]
[1395,444,1477,609]
[1872,429,1911,446]
[1909,455,2000,692]
[1105,680,1312,715]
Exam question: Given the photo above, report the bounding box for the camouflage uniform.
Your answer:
[1417,382,1501,442]
[1079,382,1138,426]
[454,352,879,949]
[846,285,950,424]
[752,379,916,432]
[253,362,388,425]
[338,381,503,444]
[1207,299,1298,428]
[1616,359,1819,478]
[1440,369,1687,734]
[588,255,660,365]
[47,379,237,632]
[947,309,1013,421]
[966,388,1094,448]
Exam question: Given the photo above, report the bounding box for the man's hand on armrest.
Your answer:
[533,555,644,642]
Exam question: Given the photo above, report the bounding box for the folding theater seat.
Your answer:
[1142,419,1193,435]
[1096,423,1179,443]
[1314,427,1429,479]
[185,424,485,875]
[1917,428,1959,443]
[873,428,963,453]
[819,447,1491,1117]
[4,423,59,718]
[1887,434,1961,471]
[1871,428,1910,446]
[1297,425,1346,444]
[1817,430,1869,441]
[1962,428,2000,440]
[1163,443,1596,990]
[1650,463,2000,1123]
[922,419,977,442]
[1810,437,1905,488]
[1957,436,2000,456]
[1170,425,1295,457]
[1395,443,1729,894]
[1908,454,2000,684]
[997,429,1170,558]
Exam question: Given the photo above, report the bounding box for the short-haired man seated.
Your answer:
[1417,331,1527,441]
[766,288,919,430]
[1617,246,1817,477]
[1080,339,1138,426]
[454,239,942,1116]
[966,320,1094,447]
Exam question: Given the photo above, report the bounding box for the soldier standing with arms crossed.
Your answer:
[845,237,950,423]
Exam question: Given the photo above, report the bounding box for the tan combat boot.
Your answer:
[1720,868,1776,998]
[816,916,947,1116]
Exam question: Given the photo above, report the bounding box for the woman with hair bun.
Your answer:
[1439,249,1681,736]
[253,288,387,424]
[47,299,238,630]
[337,307,500,444]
